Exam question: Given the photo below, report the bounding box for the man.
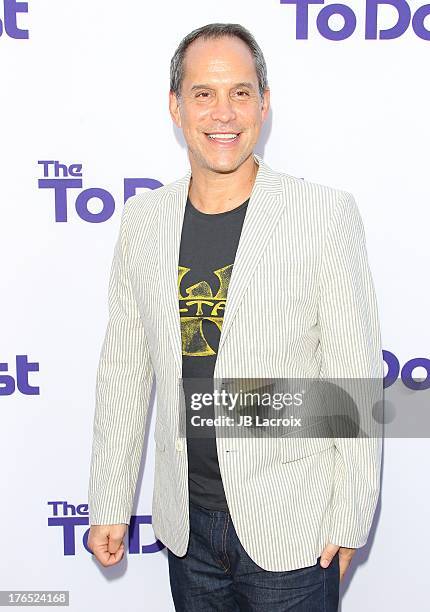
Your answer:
[88,23,383,611]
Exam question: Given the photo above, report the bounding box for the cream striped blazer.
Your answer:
[88,153,383,571]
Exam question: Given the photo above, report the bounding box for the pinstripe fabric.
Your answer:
[88,153,383,571]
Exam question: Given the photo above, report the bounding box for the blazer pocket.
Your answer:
[154,423,166,452]
[278,434,334,464]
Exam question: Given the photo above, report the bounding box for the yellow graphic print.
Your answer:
[178,264,233,357]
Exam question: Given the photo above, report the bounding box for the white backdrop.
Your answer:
[1,1,429,610]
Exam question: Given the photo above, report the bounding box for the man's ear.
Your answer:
[261,87,270,121]
[169,90,182,128]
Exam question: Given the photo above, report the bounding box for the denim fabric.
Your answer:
[167,501,340,611]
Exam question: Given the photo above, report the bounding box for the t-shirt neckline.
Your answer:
[186,196,250,218]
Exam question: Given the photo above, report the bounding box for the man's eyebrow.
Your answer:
[189,81,256,92]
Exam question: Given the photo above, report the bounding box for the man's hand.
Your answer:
[87,524,127,567]
[320,543,356,581]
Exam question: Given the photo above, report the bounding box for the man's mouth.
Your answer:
[204,132,241,144]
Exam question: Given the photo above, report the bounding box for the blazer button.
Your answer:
[175,439,184,452]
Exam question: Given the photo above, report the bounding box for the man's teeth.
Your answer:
[207,133,238,140]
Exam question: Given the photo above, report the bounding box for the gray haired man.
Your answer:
[88,23,383,612]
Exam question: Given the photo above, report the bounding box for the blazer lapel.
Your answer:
[157,153,285,377]
[214,155,284,373]
[157,170,191,376]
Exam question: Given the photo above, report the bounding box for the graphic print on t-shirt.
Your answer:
[178,263,232,357]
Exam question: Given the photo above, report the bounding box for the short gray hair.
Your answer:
[170,23,268,100]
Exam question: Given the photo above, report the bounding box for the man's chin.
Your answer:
[198,152,250,174]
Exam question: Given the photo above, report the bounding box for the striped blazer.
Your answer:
[88,153,383,571]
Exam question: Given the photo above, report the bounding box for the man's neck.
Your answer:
[187,154,258,214]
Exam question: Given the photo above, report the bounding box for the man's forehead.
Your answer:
[186,34,252,55]
[183,37,258,84]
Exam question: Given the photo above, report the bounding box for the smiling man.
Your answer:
[87,23,383,611]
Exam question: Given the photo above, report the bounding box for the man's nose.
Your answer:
[210,95,237,123]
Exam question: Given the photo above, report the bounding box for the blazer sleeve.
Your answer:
[318,191,384,549]
[87,196,155,525]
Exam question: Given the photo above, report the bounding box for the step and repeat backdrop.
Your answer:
[1,1,429,610]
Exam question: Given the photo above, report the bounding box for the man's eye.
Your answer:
[196,92,210,98]
[235,90,250,96]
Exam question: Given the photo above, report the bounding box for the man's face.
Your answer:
[169,36,270,174]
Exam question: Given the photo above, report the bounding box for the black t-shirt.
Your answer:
[178,195,249,511]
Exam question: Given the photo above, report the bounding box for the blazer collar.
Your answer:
[157,153,285,377]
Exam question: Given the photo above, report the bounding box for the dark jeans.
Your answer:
[167,501,340,611]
